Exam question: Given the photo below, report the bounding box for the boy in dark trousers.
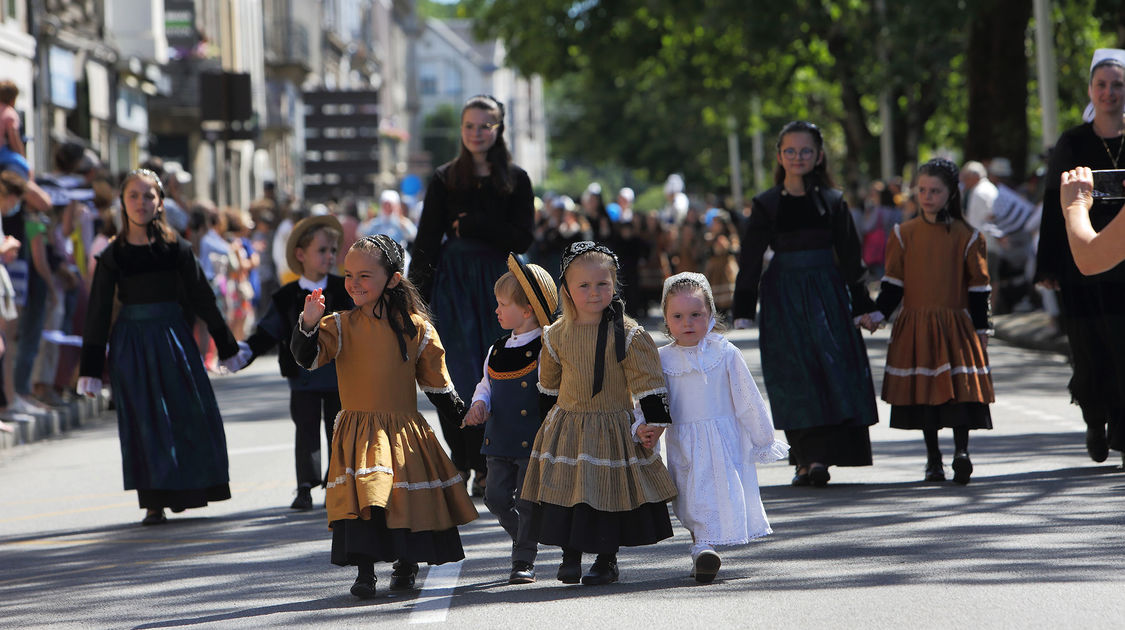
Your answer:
[464,254,558,584]
[236,214,353,509]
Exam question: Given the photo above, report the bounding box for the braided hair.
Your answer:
[350,235,431,361]
[916,158,966,231]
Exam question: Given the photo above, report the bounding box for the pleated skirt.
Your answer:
[108,302,231,510]
[521,407,676,553]
[326,409,477,566]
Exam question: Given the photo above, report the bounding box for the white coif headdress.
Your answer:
[1083,48,1125,123]
[662,272,716,317]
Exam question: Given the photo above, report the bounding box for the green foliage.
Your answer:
[466,0,1125,194]
[420,103,461,165]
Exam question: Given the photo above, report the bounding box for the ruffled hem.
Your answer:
[325,409,478,531]
[751,440,790,464]
[330,506,465,566]
[695,529,772,547]
[529,501,673,553]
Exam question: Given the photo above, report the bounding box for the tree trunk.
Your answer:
[965,0,1033,181]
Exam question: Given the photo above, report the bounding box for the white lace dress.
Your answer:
[658,332,788,546]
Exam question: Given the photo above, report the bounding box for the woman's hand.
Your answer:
[451,212,466,237]
[301,288,325,331]
[1060,166,1094,216]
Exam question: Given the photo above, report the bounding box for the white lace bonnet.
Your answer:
[661,272,716,315]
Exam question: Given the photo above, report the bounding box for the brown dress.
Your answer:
[522,318,677,553]
[880,218,994,429]
[295,308,478,565]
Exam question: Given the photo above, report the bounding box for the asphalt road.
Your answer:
[2,326,1124,629]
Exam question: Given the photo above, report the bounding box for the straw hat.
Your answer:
[286,214,343,277]
[507,253,558,328]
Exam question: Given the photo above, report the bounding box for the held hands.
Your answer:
[77,376,102,398]
[857,311,884,333]
[636,423,664,449]
[463,400,490,426]
[220,341,253,373]
[301,288,326,331]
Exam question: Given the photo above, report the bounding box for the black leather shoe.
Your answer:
[390,561,419,590]
[809,465,830,487]
[924,457,946,482]
[581,559,619,585]
[557,558,582,584]
[952,451,973,485]
[693,550,722,584]
[290,486,313,510]
[141,510,167,525]
[1086,425,1109,463]
[791,467,811,487]
[350,575,377,599]
[509,561,536,584]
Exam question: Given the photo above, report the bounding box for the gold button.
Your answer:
[521,381,528,388]
[484,438,490,445]
[492,349,497,356]
[521,440,529,448]
[520,409,527,416]
[525,350,533,357]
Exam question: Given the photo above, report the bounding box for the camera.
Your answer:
[1091,169,1125,199]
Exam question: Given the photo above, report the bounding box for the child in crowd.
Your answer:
[78,169,244,525]
[863,158,994,484]
[644,272,788,583]
[463,254,559,585]
[237,214,352,510]
[291,234,477,599]
[521,241,677,586]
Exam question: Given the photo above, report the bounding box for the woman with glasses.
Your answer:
[733,120,879,487]
[409,95,535,497]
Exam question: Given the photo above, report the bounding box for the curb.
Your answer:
[0,393,112,452]
[992,312,1070,356]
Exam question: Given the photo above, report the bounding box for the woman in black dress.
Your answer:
[1036,50,1125,465]
[78,169,244,525]
[409,95,535,494]
[733,121,879,487]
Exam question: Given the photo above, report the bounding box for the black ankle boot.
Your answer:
[924,455,945,482]
[351,564,377,599]
[952,450,973,485]
[557,549,582,584]
[390,560,419,590]
[581,553,619,586]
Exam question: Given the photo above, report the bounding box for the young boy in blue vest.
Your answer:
[463,254,558,584]
[233,214,353,510]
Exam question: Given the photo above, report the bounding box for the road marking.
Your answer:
[408,561,462,624]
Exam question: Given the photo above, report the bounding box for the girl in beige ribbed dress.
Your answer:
[865,158,994,485]
[292,235,477,599]
[522,241,677,586]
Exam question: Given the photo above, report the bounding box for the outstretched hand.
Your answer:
[301,288,326,331]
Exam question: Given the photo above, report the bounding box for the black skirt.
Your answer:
[890,402,993,431]
[330,507,465,567]
[528,501,673,555]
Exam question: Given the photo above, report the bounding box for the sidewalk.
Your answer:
[992,310,1069,356]
[0,392,112,452]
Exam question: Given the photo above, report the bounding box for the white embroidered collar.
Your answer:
[298,276,328,291]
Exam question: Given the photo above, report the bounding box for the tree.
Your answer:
[420,103,461,167]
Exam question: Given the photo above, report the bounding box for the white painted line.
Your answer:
[408,561,462,625]
[227,444,290,456]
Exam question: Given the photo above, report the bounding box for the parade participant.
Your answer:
[77,169,246,525]
[410,95,535,497]
[733,120,879,487]
[291,234,477,599]
[864,159,994,484]
[646,272,787,583]
[237,214,352,510]
[463,255,558,585]
[0,80,29,178]
[1035,49,1125,465]
[521,241,677,586]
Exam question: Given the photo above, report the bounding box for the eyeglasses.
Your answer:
[781,148,817,160]
[462,122,500,135]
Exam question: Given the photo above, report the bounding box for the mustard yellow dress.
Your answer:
[293,307,478,566]
[522,318,678,554]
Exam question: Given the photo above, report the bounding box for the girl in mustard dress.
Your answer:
[292,235,477,599]
[866,158,994,484]
[521,241,677,586]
